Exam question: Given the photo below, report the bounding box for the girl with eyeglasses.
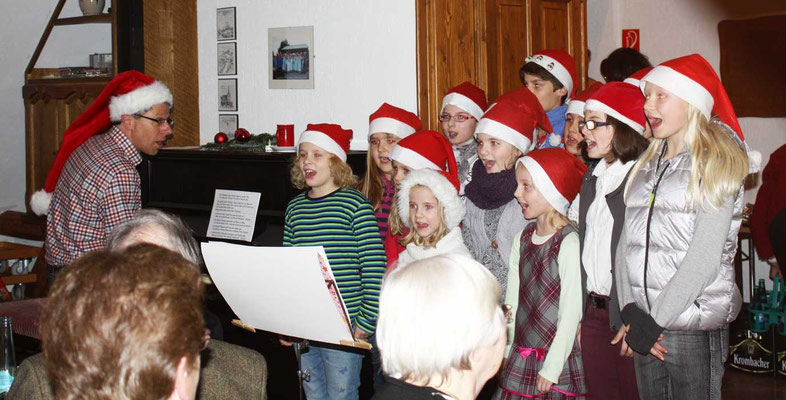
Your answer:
[439,82,488,195]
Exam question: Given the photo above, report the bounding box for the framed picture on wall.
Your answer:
[219,114,239,134]
[217,7,236,41]
[218,78,238,111]
[268,25,315,89]
[218,42,237,75]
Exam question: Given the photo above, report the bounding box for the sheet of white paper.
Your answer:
[201,242,355,345]
[206,189,261,242]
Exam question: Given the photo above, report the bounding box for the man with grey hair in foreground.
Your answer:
[373,254,507,400]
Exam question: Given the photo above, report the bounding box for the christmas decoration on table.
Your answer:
[203,130,276,151]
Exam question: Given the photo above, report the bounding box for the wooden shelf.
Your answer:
[53,13,112,26]
[26,76,113,85]
[0,242,41,260]
[1,274,37,286]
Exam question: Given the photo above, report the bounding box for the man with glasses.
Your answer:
[30,71,175,284]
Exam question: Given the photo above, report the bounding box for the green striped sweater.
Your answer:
[283,187,387,334]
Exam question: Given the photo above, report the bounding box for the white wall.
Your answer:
[196,1,418,149]
[0,0,111,214]
[587,0,786,295]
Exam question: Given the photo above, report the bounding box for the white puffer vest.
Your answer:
[624,147,743,331]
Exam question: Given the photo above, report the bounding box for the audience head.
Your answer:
[377,254,506,395]
[107,208,201,266]
[41,244,205,400]
[600,47,651,83]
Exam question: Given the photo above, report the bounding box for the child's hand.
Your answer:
[354,327,370,340]
[649,335,668,361]
[279,335,294,346]
[536,374,554,394]
[576,323,582,351]
[611,324,633,357]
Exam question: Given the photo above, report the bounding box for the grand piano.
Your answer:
[138,147,368,246]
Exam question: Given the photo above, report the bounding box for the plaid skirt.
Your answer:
[495,345,587,399]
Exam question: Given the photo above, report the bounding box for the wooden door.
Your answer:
[530,0,588,92]
[485,0,530,102]
[144,0,200,147]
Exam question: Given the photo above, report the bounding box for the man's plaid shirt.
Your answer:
[46,126,143,266]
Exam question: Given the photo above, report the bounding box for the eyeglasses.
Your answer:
[439,114,474,123]
[134,114,175,128]
[578,120,611,131]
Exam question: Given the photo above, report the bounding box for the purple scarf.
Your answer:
[464,160,517,209]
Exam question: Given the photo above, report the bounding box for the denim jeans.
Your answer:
[367,334,385,390]
[301,342,363,400]
[633,328,727,400]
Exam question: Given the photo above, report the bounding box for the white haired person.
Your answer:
[373,254,507,399]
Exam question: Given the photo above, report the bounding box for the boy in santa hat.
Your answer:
[520,49,577,149]
[282,123,386,400]
[33,71,174,283]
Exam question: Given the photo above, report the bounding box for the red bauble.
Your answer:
[234,128,251,142]
[214,132,229,143]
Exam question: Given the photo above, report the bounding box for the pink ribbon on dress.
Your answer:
[518,347,546,362]
[499,347,589,398]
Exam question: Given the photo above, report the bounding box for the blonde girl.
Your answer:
[496,148,588,399]
[614,54,755,399]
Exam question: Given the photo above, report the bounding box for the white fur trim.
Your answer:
[397,169,465,230]
[517,157,569,215]
[109,81,174,122]
[441,92,484,120]
[30,189,52,216]
[526,54,574,100]
[368,117,416,138]
[640,66,713,121]
[584,99,645,134]
[623,77,641,87]
[565,100,585,117]
[390,146,441,171]
[548,133,562,147]
[475,118,532,154]
[298,130,347,161]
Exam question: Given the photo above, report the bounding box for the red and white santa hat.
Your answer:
[584,81,646,134]
[29,71,173,216]
[368,103,422,139]
[440,81,488,121]
[566,82,603,117]
[623,66,653,88]
[476,88,552,154]
[298,123,353,162]
[524,49,578,98]
[640,54,761,171]
[390,130,458,178]
[397,168,465,231]
[516,148,588,215]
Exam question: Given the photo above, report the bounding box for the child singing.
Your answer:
[497,148,588,399]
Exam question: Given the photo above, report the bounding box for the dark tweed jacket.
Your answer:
[7,339,267,400]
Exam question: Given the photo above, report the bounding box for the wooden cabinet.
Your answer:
[417,0,587,129]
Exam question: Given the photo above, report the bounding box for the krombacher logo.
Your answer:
[733,353,770,369]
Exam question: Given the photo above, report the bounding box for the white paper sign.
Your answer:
[200,243,355,345]
[206,189,261,242]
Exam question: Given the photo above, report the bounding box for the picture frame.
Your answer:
[219,114,239,134]
[218,78,238,111]
[268,26,315,89]
[217,42,237,76]
[217,7,236,41]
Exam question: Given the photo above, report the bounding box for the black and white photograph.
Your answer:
[216,7,236,41]
[218,42,237,75]
[269,25,314,89]
[219,114,238,134]
[218,78,238,111]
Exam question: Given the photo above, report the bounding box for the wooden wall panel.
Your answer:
[486,0,528,101]
[144,0,199,146]
[531,0,587,91]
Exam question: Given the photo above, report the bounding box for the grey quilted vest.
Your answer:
[623,146,743,331]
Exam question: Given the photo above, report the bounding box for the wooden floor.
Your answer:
[723,368,785,399]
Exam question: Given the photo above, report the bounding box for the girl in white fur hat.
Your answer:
[395,168,471,269]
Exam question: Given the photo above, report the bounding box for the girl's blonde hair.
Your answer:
[358,134,394,210]
[290,153,359,190]
[389,193,404,236]
[518,164,574,233]
[398,185,450,248]
[625,105,748,211]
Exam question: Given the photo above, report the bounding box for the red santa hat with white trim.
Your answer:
[29,70,173,216]
[639,54,761,171]
[390,130,459,182]
[524,49,578,98]
[565,82,603,117]
[397,168,465,231]
[516,148,587,215]
[368,103,422,139]
[298,123,353,162]
[622,66,653,88]
[477,88,552,154]
[440,81,488,121]
[584,82,646,135]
